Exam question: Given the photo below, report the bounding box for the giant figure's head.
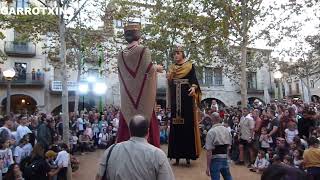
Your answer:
[124,23,141,43]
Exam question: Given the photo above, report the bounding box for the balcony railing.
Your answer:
[4,41,36,57]
[0,73,44,87]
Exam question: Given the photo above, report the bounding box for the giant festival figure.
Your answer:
[116,23,163,147]
[167,46,202,165]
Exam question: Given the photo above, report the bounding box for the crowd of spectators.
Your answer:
[199,98,320,180]
[0,105,120,180]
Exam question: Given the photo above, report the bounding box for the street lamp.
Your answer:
[274,71,283,100]
[93,82,107,95]
[3,68,16,115]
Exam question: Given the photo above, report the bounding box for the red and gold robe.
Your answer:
[116,44,160,147]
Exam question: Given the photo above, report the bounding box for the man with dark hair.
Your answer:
[16,116,31,143]
[205,112,232,180]
[96,115,174,180]
[236,108,255,165]
[267,109,280,146]
[116,23,163,147]
[0,115,15,145]
[37,118,53,150]
[262,164,307,180]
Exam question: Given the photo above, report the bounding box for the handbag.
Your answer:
[102,144,117,180]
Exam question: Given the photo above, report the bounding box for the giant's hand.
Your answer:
[188,87,196,96]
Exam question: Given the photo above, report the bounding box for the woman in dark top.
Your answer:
[20,143,59,180]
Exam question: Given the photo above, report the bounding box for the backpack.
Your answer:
[22,158,44,178]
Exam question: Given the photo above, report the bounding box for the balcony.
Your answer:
[4,41,36,57]
[0,73,44,87]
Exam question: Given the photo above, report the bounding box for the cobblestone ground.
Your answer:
[72,146,261,180]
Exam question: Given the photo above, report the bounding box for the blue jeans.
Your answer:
[210,158,232,180]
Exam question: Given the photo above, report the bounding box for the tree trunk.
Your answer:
[240,41,248,108]
[240,1,249,108]
[240,0,249,108]
[58,3,71,180]
[305,76,311,103]
[74,52,81,115]
[59,2,70,148]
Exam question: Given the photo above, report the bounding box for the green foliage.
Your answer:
[0,1,106,71]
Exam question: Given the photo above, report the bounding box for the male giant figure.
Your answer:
[116,23,162,147]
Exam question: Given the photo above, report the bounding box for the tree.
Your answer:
[278,38,320,103]
[111,0,306,107]
[201,0,309,107]
[111,0,227,70]
[1,0,109,114]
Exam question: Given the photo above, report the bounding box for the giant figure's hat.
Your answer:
[124,22,141,31]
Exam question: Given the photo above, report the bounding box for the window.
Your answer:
[289,84,292,95]
[247,72,257,89]
[214,68,223,85]
[310,80,315,88]
[296,82,300,94]
[204,67,213,86]
[16,0,29,9]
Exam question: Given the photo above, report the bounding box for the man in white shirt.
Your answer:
[55,143,70,180]
[0,116,15,145]
[96,115,174,180]
[205,112,232,180]
[16,116,31,143]
[237,108,255,166]
[77,115,85,135]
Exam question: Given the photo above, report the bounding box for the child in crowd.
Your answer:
[45,150,58,180]
[22,134,33,157]
[259,127,273,152]
[13,138,28,164]
[265,148,273,162]
[285,122,299,144]
[283,155,293,167]
[289,142,298,156]
[249,150,269,173]
[92,119,100,147]
[0,138,14,175]
[292,149,303,169]
[69,131,78,154]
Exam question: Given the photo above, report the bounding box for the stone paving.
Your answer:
[72,146,261,180]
